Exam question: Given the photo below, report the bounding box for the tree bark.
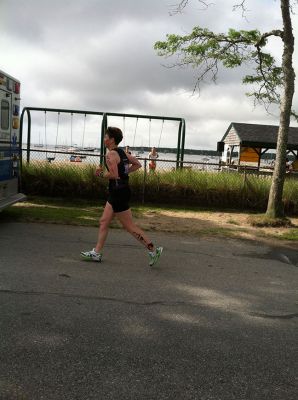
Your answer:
[266,0,295,218]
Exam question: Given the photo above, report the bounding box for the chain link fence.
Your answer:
[21,148,298,213]
[22,148,223,170]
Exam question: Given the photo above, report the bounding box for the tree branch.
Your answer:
[168,0,213,15]
[257,30,284,44]
[232,1,250,20]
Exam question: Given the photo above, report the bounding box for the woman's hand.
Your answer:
[95,165,104,177]
[126,153,141,173]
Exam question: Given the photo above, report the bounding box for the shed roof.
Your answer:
[221,122,298,150]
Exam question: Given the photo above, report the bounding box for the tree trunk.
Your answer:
[266,0,295,218]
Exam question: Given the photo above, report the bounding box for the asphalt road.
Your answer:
[0,222,297,400]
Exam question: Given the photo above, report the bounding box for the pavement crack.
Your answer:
[2,290,297,319]
[0,288,188,307]
[249,312,298,320]
[237,250,298,267]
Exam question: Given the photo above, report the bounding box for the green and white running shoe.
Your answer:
[148,246,163,267]
[81,248,102,262]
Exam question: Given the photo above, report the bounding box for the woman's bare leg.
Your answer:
[95,202,115,253]
[116,208,154,251]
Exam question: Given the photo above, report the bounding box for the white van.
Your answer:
[0,70,26,210]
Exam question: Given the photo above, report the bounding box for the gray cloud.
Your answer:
[1,0,297,149]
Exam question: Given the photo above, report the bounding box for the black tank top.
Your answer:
[106,148,129,189]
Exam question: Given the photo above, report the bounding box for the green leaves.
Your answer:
[154,25,285,108]
[154,26,262,58]
[154,26,263,73]
[228,29,262,44]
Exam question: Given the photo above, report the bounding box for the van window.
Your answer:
[1,100,10,130]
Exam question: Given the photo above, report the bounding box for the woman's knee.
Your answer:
[99,216,110,230]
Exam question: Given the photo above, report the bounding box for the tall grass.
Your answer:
[22,162,107,200]
[21,162,298,214]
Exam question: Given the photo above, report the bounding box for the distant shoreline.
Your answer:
[26,144,278,160]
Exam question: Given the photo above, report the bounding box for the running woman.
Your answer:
[81,127,163,266]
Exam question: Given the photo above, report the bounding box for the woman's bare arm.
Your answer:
[126,153,142,173]
[104,151,120,179]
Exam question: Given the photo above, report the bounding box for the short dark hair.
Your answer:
[106,127,123,145]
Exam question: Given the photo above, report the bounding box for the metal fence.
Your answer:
[20,147,298,213]
[21,148,221,169]
[21,147,279,174]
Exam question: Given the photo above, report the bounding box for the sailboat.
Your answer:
[35,131,44,148]
[136,140,144,157]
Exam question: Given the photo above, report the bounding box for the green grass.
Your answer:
[2,199,101,226]
[1,196,166,226]
[247,215,293,228]
[21,162,107,200]
[1,196,297,242]
[276,229,298,241]
[1,196,195,224]
[226,219,241,225]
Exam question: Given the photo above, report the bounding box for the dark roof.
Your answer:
[222,122,298,149]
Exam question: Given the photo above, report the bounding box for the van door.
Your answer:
[0,89,12,183]
[0,87,16,206]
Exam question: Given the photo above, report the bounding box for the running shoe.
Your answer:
[148,246,163,267]
[80,248,102,262]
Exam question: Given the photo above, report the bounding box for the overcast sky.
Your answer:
[1,0,298,149]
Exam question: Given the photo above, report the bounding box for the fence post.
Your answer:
[20,108,31,164]
[242,166,247,208]
[176,121,182,170]
[243,165,247,184]
[180,119,186,168]
[142,158,147,204]
[100,113,107,165]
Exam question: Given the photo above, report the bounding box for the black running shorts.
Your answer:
[107,186,131,213]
